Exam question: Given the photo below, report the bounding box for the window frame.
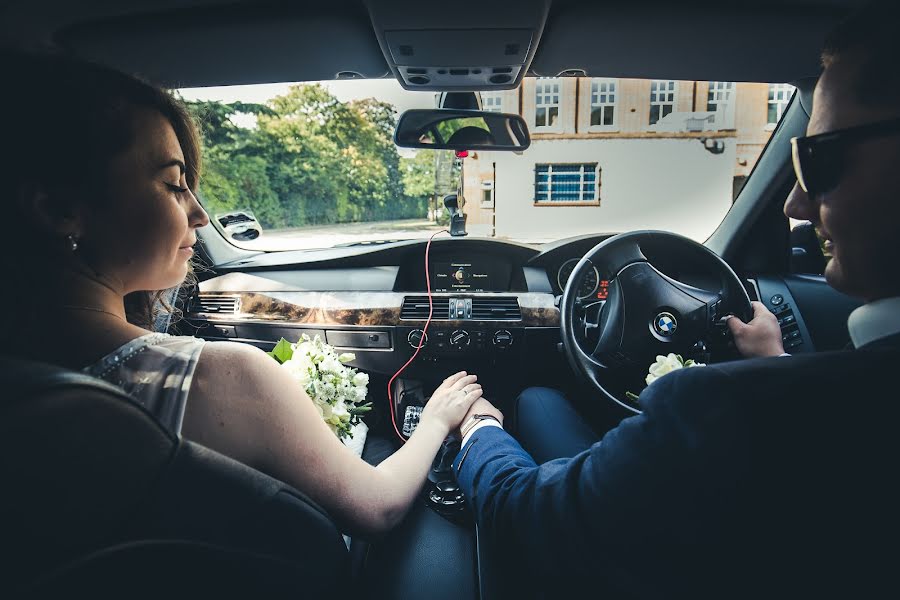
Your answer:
[588,78,619,132]
[767,83,795,130]
[648,79,678,126]
[534,77,563,132]
[533,162,601,206]
[706,81,735,129]
[481,91,504,113]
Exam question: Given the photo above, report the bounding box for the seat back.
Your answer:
[0,356,348,599]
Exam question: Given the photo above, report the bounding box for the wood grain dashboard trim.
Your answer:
[193,292,560,327]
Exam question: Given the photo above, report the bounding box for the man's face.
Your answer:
[784,49,900,301]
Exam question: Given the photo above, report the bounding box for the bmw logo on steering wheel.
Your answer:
[654,312,678,337]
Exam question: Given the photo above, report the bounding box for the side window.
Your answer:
[707,81,735,129]
[481,91,503,113]
[534,163,600,204]
[649,80,677,125]
[767,83,795,129]
[534,78,562,130]
[589,78,618,131]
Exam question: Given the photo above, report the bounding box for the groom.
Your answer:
[452,3,900,598]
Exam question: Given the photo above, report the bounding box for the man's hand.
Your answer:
[456,397,504,439]
[726,301,785,358]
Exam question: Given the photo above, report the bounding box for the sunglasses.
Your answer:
[791,117,900,197]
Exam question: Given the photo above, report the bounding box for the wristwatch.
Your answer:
[460,413,500,438]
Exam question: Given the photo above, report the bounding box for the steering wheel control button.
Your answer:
[450,329,471,348]
[407,329,428,349]
[770,294,784,306]
[653,312,678,337]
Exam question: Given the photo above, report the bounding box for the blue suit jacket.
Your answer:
[453,339,900,598]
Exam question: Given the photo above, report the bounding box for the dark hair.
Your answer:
[0,50,202,329]
[821,0,900,110]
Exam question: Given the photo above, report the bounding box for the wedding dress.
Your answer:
[83,332,205,436]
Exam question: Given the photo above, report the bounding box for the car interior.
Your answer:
[0,0,872,598]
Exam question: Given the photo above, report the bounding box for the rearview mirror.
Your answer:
[394,109,531,151]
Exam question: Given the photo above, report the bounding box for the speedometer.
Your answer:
[557,258,600,299]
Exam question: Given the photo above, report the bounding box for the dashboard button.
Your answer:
[450,329,471,348]
[493,330,513,348]
[408,329,428,349]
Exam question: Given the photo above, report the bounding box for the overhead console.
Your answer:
[365,0,551,90]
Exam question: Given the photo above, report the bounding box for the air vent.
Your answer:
[471,297,521,320]
[191,294,240,314]
[401,296,450,320]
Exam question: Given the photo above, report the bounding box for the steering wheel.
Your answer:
[560,231,752,414]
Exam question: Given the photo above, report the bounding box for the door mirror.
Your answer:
[394,109,531,151]
[215,209,262,242]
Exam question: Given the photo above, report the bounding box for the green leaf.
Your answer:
[268,338,294,364]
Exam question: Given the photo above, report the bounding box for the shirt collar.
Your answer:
[847,297,900,349]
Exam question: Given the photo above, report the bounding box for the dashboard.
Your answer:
[185,233,794,376]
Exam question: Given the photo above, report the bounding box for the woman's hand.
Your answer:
[419,371,483,434]
[456,397,504,439]
[727,301,785,358]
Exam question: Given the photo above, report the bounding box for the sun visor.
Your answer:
[366,0,551,91]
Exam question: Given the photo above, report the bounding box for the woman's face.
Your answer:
[81,109,209,293]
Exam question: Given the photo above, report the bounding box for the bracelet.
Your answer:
[461,413,500,438]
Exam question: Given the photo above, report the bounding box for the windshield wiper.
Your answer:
[333,239,405,248]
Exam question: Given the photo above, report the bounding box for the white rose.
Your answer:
[320,357,342,373]
[331,402,350,419]
[355,387,367,402]
[352,372,369,387]
[338,352,356,363]
[645,353,705,386]
[319,402,332,419]
[281,360,312,387]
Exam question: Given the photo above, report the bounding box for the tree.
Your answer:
[184,83,426,229]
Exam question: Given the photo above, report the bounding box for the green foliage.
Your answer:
[401,151,436,199]
[267,338,294,364]
[183,84,433,231]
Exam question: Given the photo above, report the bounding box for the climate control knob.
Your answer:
[492,329,513,348]
[408,329,428,349]
[450,329,471,348]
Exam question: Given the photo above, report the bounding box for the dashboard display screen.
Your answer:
[433,260,509,292]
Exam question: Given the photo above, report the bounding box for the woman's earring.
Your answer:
[66,234,79,252]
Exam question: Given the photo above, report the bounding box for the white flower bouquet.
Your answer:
[267,333,372,441]
[626,353,705,403]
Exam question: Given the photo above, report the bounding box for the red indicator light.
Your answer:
[455,150,469,158]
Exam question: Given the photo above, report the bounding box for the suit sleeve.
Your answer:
[452,365,745,592]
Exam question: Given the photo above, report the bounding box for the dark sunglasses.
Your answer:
[791,117,900,197]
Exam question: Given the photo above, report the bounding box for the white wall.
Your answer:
[480,137,736,243]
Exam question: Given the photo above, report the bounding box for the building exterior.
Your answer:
[459,77,794,242]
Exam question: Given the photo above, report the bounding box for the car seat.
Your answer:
[0,356,349,599]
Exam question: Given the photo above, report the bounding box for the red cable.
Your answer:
[387,229,448,443]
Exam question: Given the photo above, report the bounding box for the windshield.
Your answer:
[178,77,794,250]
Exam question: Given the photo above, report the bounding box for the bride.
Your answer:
[3,50,483,535]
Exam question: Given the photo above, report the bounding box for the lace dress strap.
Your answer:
[84,333,206,436]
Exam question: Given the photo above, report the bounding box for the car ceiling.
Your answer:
[0,0,865,88]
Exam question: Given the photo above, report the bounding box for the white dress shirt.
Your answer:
[847,297,900,348]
